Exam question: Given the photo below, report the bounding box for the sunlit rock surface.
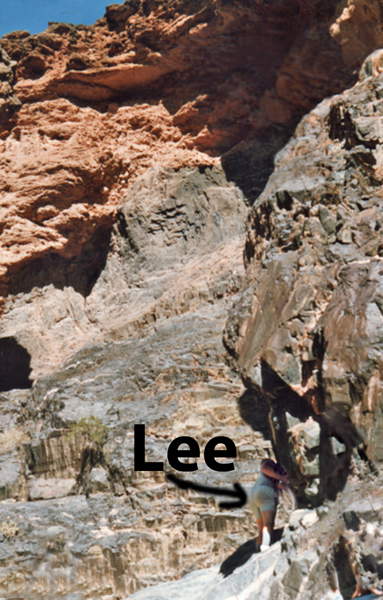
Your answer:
[1,0,383,598]
[0,0,365,307]
[127,477,383,600]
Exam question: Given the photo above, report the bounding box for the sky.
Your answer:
[0,0,120,39]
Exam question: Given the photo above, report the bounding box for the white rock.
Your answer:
[289,509,308,529]
[88,467,109,493]
[301,510,319,528]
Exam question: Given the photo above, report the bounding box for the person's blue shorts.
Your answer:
[248,484,278,519]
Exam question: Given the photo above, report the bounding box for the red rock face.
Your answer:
[0,0,370,309]
[0,98,211,294]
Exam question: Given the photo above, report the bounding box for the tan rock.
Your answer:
[28,477,76,500]
[330,0,383,67]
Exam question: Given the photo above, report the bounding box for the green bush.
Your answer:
[68,416,108,448]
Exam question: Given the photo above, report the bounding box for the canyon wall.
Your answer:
[1,0,383,598]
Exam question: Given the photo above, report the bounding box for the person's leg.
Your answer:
[255,518,263,545]
[260,509,276,550]
[250,486,277,549]
[248,487,263,546]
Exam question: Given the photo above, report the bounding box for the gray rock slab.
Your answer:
[127,544,287,600]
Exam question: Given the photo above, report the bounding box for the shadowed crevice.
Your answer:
[221,132,290,206]
[7,223,113,299]
[0,337,32,391]
[333,536,357,599]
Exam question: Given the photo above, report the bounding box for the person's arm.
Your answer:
[277,481,289,491]
[261,461,289,485]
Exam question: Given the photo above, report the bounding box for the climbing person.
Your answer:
[248,458,291,551]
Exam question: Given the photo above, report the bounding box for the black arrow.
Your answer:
[166,473,247,509]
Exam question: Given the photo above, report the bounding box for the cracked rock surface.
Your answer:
[224,61,383,504]
[2,1,383,599]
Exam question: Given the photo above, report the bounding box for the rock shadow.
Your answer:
[220,538,259,577]
[238,361,312,470]
[318,405,363,502]
[0,337,32,392]
[220,528,284,578]
[237,389,273,442]
[333,535,357,600]
[237,360,363,503]
[221,132,290,206]
[7,223,113,299]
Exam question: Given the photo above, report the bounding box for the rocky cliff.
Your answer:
[1,0,383,599]
[224,49,383,503]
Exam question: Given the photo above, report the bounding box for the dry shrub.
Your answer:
[0,520,18,538]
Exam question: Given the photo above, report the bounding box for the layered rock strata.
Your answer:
[0,164,270,598]
[1,0,383,599]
